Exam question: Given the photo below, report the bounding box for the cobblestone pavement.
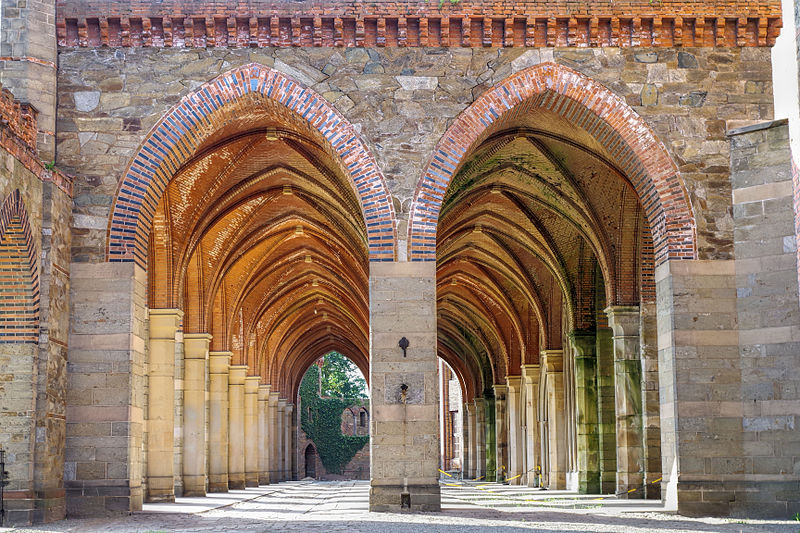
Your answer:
[8,481,798,533]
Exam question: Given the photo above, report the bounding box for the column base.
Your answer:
[616,473,645,499]
[578,472,601,494]
[228,474,246,490]
[145,490,175,503]
[259,473,270,485]
[208,478,228,492]
[245,473,259,487]
[676,479,800,518]
[645,480,661,500]
[145,475,175,503]
[182,476,206,497]
[369,483,441,512]
[548,471,566,490]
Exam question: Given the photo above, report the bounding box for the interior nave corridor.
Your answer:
[8,481,796,533]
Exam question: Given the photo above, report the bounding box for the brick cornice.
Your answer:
[57,0,782,49]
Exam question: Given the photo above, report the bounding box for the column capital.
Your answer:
[521,364,540,382]
[493,383,508,400]
[278,398,287,409]
[285,403,294,413]
[184,332,212,341]
[258,384,271,401]
[184,333,212,358]
[245,376,260,394]
[604,306,640,337]
[149,308,183,339]
[506,375,523,391]
[465,401,476,414]
[229,365,249,385]
[541,349,564,373]
[568,330,596,357]
[209,352,232,374]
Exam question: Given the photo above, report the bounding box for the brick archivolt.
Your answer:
[431,66,664,396]
[139,67,373,394]
[109,63,395,268]
[410,62,695,265]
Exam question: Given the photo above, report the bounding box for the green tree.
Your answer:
[319,352,367,399]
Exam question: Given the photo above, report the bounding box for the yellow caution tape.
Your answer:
[505,473,522,482]
[438,469,453,478]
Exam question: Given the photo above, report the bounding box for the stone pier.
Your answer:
[369,262,440,512]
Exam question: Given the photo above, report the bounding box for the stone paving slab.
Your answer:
[5,481,798,533]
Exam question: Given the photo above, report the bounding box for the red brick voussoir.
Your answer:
[407,62,696,265]
[107,63,396,266]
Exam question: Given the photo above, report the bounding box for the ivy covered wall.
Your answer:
[299,359,369,476]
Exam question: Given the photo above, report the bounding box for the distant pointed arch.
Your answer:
[0,190,39,343]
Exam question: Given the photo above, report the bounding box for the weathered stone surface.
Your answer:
[57,47,775,262]
[73,91,100,112]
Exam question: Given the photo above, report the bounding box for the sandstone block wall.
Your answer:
[729,120,800,517]
[66,262,146,517]
[654,120,800,518]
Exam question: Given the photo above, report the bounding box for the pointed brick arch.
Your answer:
[108,63,396,266]
[0,190,39,343]
[408,62,696,265]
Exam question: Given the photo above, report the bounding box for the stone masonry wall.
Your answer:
[0,99,72,524]
[729,119,800,517]
[57,46,774,263]
[0,151,44,524]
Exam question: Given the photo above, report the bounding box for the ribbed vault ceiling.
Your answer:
[437,112,651,401]
[149,120,369,399]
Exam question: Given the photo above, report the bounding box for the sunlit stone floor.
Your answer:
[8,480,796,532]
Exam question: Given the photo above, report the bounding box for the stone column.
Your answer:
[570,331,600,494]
[258,384,271,485]
[277,399,286,482]
[542,350,566,490]
[268,392,280,483]
[208,352,231,492]
[146,309,183,502]
[483,392,496,481]
[461,402,470,478]
[227,365,248,490]
[505,377,524,485]
[596,326,617,494]
[368,262,440,512]
[464,402,476,479]
[521,364,541,487]
[605,306,644,498]
[284,404,294,481]
[244,376,260,487]
[182,333,211,497]
[493,385,508,483]
[473,397,486,480]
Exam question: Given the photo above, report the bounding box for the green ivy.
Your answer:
[299,364,368,475]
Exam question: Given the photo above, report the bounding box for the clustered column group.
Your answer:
[458,306,658,497]
[145,310,296,502]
